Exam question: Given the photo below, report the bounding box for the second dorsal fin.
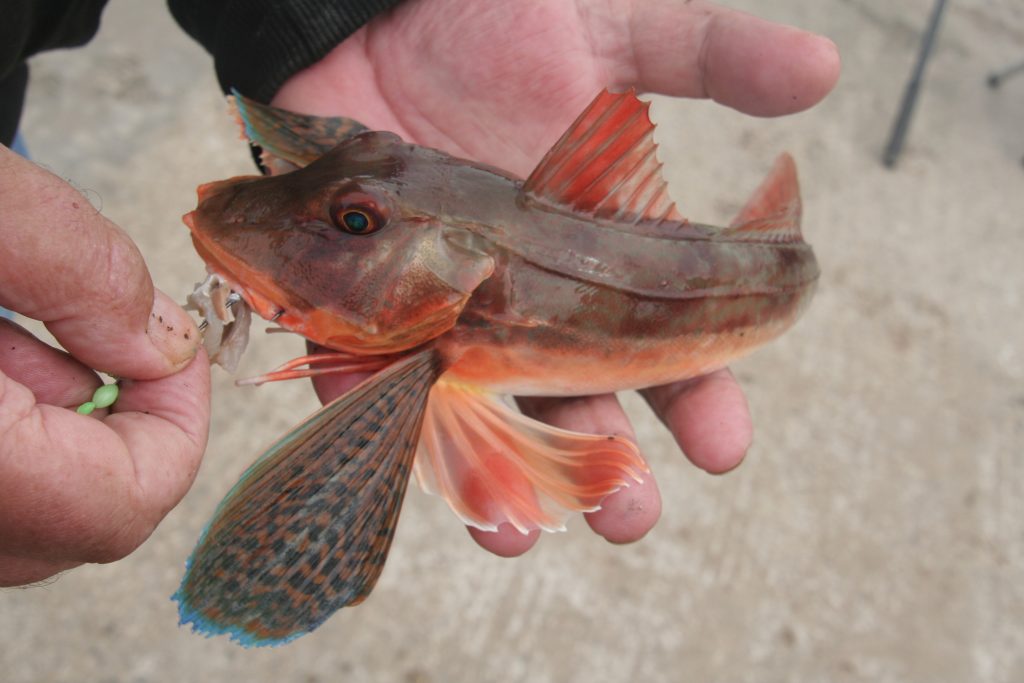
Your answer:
[522,88,683,225]
[727,153,804,242]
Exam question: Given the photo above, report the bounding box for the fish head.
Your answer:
[185,132,495,354]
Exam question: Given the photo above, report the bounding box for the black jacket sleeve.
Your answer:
[167,0,406,103]
[0,0,109,146]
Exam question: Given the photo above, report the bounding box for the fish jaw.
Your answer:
[186,213,318,339]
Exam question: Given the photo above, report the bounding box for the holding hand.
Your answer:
[0,145,211,586]
[270,0,839,555]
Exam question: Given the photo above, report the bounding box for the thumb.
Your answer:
[611,0,840,116]
[0,145,198,380]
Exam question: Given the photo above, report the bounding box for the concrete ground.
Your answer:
[3,1,1023,681]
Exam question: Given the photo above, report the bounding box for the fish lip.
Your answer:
[187,225,293,325]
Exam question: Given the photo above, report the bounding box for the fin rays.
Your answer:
[174,349,440,646]
[728,153,803,242]
[414,379,647,533]
[230,90,370,174]
[523,88,682,225]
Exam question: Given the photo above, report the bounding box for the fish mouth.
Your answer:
[185,211,295,325]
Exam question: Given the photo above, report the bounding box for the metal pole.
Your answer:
[987,59,1024,89]
[882,0,950,168]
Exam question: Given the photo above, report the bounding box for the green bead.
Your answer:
[76,401,96,415]
[92,383,119,409]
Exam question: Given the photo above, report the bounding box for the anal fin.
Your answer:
[174,348,441,646]
[414,379,647,533]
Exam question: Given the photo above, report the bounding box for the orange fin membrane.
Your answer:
[522,88,683,225]
[174,349,441,647]
[414,379,647,533]
[230,90,370,175]
[236,352,396,386]
[728,153,803,242]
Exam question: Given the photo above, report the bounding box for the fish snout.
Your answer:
[191,174,268,232]
[196,177,244,202]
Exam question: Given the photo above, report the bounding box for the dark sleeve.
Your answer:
[0,0,109,146]
[167,0,406,103]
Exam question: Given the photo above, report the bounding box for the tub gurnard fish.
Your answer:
[174,88,819,646]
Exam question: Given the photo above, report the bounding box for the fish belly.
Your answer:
[441,289,808,396]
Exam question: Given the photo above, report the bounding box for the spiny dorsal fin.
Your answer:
[230,90,369,174]
[728,153,804,242]
[522,88,684,225]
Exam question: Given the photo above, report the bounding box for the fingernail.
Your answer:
[147,289,200,369]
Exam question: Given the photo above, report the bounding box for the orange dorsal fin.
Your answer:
[522,88,684,225]
[728,153,804,242]
[413,379,647,533]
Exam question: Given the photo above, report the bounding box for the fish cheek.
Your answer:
[324,257,482,352]
[376,228,496,346]
[315,229,493,353]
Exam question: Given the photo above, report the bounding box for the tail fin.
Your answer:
[174,349,440,647]
[728,153,803,242]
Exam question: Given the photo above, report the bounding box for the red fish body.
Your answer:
[175,89,818,646]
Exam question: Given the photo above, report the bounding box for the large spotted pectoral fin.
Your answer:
[414,379,648,533]
[174,349,441,647]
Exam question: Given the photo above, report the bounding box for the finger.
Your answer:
[0,318,100,408]
[105,350,211,518]
[306,342,374,404]
[641,368,752,474]
[584,474,661,545]
[0,554,80,587]
[310,371,372,405]
[0,351,210,566]
[467,524,541,558]
[517,394,661,543]
[0,146,199,380]
[615,0,841,116]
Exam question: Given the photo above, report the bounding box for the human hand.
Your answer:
[271,0,840,555]
[0,145,211,586]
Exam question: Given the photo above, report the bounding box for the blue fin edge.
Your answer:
[229,87,263,151]
[171,574,307,648]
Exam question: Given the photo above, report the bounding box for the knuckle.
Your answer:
[77,519,152,565]
[95,231,150,317]
[66,488,157,565]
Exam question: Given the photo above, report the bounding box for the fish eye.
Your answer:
[339,209,373,234]
[328,187,389,235]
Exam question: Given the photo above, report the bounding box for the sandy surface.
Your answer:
[2,1,1023,681]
